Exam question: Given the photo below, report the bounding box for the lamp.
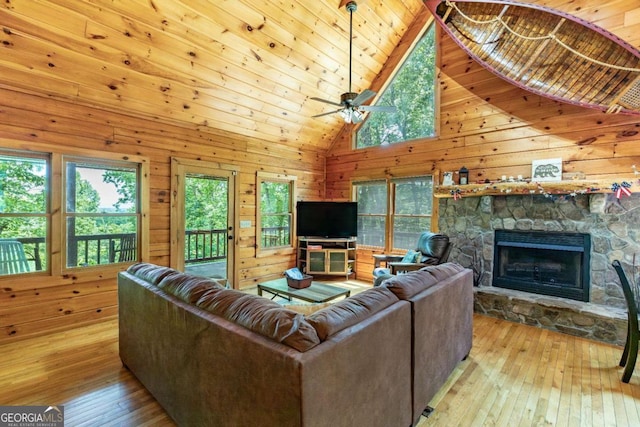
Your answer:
[459,166,469,185]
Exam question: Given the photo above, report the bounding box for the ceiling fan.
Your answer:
[311,1,396,124]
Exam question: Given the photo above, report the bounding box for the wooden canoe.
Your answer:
[423,0,640,115]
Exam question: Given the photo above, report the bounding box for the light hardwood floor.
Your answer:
[1,314,638,426]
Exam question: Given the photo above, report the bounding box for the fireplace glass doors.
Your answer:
[493,230,591,302]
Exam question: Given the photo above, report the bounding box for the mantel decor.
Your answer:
[434,177,639,199]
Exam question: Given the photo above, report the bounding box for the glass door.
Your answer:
[171,158,236,287]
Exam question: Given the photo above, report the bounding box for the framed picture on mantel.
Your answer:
[531,158,562,182]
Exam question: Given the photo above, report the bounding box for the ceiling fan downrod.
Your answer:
[346,1,357,96]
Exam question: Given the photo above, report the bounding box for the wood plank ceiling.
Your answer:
[1,1,639,153]
[0,0,424,152]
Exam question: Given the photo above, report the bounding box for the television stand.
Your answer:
[297,237,356,279]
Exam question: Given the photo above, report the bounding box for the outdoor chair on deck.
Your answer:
[0,239,30,275]
[612,259,640,383]
[110,234,137,263]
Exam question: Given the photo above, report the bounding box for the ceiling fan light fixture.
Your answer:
[339,108,352,123]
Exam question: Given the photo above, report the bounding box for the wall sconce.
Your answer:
[459,166,469,185]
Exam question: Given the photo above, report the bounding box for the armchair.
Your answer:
[373,232,451,279]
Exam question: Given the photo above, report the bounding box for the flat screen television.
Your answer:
[296,201,358,238]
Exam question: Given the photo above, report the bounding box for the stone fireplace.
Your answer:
[438,192,640,345]
[493,229,591,302]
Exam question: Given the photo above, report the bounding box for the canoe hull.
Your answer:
[424,0,640,115]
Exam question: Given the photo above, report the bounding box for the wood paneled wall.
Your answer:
[326,1,640,281]
[0,88,325,343]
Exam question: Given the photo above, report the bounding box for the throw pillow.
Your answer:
[401,249,419,263]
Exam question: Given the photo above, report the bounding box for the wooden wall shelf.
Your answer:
[434,177,639,198]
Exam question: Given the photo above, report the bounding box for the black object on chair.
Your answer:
[387,232,451,274]
[612,259,639,383]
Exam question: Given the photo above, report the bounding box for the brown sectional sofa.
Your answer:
[380,263,474,424]
[118,262,473,427]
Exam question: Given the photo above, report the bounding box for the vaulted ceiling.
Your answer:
[1,1,639,154]
[0,0,425,152]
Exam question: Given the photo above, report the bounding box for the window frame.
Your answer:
[62,156,143,270]
[256,171,296,255]
[0,149,50,276]
[354,19,439,149]
[0,140,149,285]
[353,174,436,252]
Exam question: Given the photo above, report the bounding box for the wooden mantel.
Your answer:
[434,177,640,198]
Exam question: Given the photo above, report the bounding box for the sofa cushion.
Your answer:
[157,273,225,304]
[127,262,178,286]
[306,287,398,341]
[382,262,465,300]
[283,302,333,316]
[197,289,320,352]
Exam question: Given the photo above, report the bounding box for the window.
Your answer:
[354,181,387,247]
[353,175,433,251]
[0,144,148,279]
[392,177,433,249]
[0,152,48,276]
[356,23,437,148]
[64,158,140,267]
[257,172,296,251]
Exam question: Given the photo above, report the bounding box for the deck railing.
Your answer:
[261,226,290,248]
[10,226,290,272]
[184,229,227,263]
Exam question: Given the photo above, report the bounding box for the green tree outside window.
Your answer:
[260,180,292,249]
[356,23,437,148]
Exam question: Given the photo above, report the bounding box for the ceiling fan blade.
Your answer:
[310,97,343,107]
[359,105,396,113]
[352,89,376,106]
[312,109,344,118]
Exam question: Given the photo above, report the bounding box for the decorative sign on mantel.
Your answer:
[531,158,562,182]
[434,177,639,199]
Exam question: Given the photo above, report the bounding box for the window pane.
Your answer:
[355,182,387,214]
[66,216,138,267]
[65,159,139,268]
[393,176,432,250]
[261,181,290,214]
[66,163,137,213]
[355,181,387,247]
[185,175,228,230]
[262,214,291,248]
[393,216,431,250]
[0,154,48,275]
[356,24,437,148]
[260,180,292,248]
[357,215,385,247]
[0,218,47,275]
[0,155,47,213]
[394,178,433,215]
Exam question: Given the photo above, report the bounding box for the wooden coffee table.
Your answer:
[258,278,350,303]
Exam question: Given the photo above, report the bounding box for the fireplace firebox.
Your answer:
[492,230,591,302]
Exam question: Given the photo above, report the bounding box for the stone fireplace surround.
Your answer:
[438,192,640,345]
